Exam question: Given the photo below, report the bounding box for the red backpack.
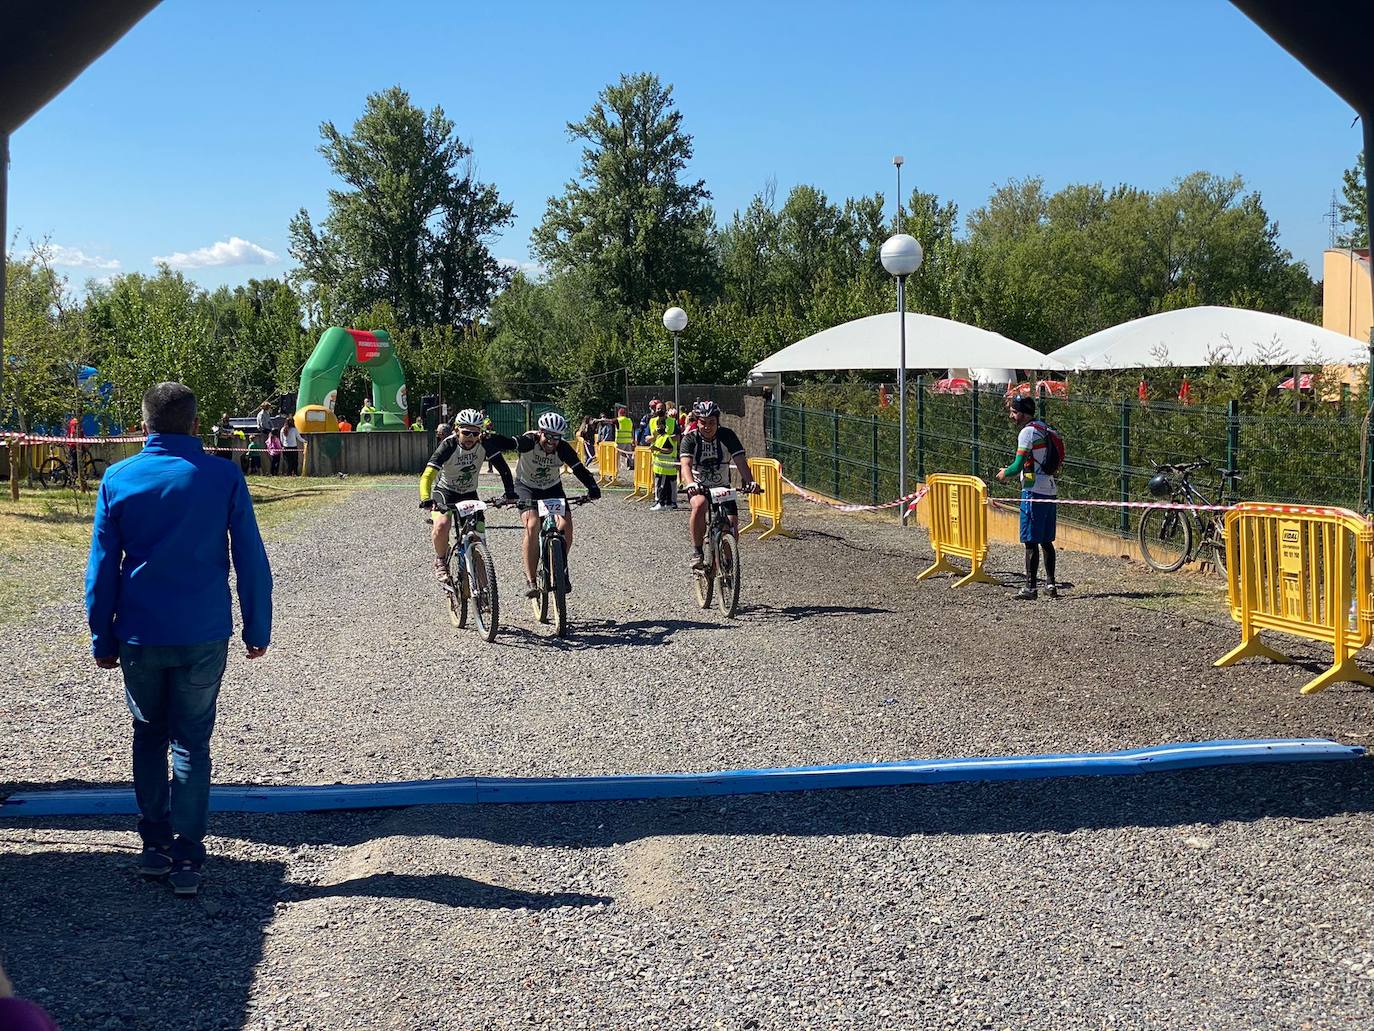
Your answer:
[1030,420,1065,476]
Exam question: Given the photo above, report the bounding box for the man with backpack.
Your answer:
[997,395,1061,600]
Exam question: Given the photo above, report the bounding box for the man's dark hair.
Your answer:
[142,382,198,434]
[1010,395,1036,416]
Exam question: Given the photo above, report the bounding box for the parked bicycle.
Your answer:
[38,443,105,490]
[690,482,760,617]
[530,494,594,637]
[429,496,504,641]
[1138,459,1241,576]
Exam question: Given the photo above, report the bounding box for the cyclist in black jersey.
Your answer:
[680,400,759,570]
[418,408,515,581]
[482,412,601,597]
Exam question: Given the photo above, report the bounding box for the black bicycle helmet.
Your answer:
[694,400,721,418]
[1147,472,1172,498]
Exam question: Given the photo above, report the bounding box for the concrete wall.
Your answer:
[1323,248,1373,343]
[302,431,434,477]
[626,384,770,455]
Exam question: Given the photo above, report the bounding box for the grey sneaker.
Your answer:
[525,581,540,599]
[691,550,707,571]
[1014,587,1038,601]
[137,845,173,879]
[432,556,451,583]
[1045,583,1059,599]
[168,860,202,897]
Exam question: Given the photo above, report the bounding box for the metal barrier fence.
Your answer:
[595,441,621,485]
[741,458,791,540]
[626,446,654,501]
[1216,502,1374,695]
[915,473,997,588]
[766,390,1369,537]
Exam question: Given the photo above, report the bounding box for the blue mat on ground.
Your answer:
[0,739,1362,818]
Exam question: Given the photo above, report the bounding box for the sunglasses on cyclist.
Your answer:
[457,428,481,437]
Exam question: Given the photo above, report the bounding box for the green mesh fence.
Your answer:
[767,391,1368,536]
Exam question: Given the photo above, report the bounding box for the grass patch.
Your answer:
[0,475,380,629]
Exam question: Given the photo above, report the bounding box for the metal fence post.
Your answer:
[1226,399,1240,505]
[916,375,926,482]
[832,411,840,498]
[871,414,880,504]
[799,407,808,487]
[1037,392,1048,423]
[970,387,980,476]
[1119,398,1131,535]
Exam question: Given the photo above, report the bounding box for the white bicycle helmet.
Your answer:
[455,408,485,428]
[537,411,568,436]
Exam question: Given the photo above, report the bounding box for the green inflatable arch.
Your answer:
[293,327,408,433]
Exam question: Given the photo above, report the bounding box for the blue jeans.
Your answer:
[120,640,229,864]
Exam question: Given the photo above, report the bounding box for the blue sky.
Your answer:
[8,0,1363,294]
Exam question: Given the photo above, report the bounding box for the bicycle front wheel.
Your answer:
[468,539,500,642]
[694,535,715,609]
[83,456,106,485]
[1138,506,1191,572]
[548,537,568,637]
[716,532,741,617]
[447,547,467,629]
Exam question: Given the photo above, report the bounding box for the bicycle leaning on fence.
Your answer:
[1137,459,1241,576]
[38,443,105,489]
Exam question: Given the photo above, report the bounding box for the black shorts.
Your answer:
[431,485,479,514]
[514,481,566,513]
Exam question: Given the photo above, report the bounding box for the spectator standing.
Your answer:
[280,418,303,476]
[997,395,1059,600]
[85,382,272,896]
[266,428,283,476]
[246,434,266,476]
[596,412,615,444]
[648,404,682,510]
[255,401,273,436]
[577,416,596,464]
[337,416,353,432]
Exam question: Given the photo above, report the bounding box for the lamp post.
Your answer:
[663,306,688,411]
[880,234,923,521]
[893,155,904,233]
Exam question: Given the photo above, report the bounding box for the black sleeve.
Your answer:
[719,427,746,457]
[482,433,519,454]
[514,432,536,454]
[679,432,698,464]
[558,440,599,492]
[489,452,515,494]
[427,436,459,469]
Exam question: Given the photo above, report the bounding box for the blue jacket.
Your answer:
[85,433,273,657]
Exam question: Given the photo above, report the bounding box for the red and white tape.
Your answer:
[1,432,146,446]
[781,474,930,515]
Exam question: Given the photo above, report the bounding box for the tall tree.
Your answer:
[289,87,514,330]
[1337,151,1368,248]
[532,72,719,313]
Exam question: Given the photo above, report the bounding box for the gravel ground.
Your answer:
[2,476,1373,1029]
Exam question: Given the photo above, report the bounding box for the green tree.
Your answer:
[532,73,719,314]
[2,245,87,440]
[1337,151,1368,248]
[289,86,514,330]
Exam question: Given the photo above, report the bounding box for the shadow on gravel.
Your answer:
[0,848,282,1031]
[494,617,727,650]
[744,603,893,621]
[289,871,611,910]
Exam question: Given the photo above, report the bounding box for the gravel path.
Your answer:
[2,476,1372,1029]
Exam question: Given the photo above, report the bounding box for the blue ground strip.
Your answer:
[0,739,1362,818]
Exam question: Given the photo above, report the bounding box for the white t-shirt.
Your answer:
[280,426,303,448]
[1017,423,1057,496]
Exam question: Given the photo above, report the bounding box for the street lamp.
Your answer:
[880,233,923,521]
[663,306,688,411]
[893,155,904,233]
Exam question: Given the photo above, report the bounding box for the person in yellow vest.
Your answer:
[595,405,636,471]
[648,403,682,510]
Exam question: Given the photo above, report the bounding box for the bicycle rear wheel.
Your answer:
[38,457,68,489]
[83,456,106,485]
[716,532,741,617]
[548,538,568,637]
[468,539,500,642]
[1204,520,1228,579]
[1138,506,1191,572]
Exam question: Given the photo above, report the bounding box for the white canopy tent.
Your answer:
[748,312,1065,376]
[1047,306,1369,370]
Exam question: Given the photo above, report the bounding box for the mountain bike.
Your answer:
[691,483,760,617]
[1137,459,1241,577]
[530,494,594,638]
[430,497,504,642]
[38,443,105,489]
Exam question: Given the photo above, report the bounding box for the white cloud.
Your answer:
[498,256,545,278]
[153,236,279,269]
[41,244,121,270]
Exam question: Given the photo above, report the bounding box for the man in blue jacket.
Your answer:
[86,382,273,897]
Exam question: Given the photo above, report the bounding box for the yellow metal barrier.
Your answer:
[740,458,793,540]
[916,473,997,588]
[595,440,620,485]
[1215,502,1374,694]
[626,446,654,501]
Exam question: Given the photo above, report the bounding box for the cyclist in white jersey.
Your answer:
[418,409,515,581]
[483,412,600,597]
